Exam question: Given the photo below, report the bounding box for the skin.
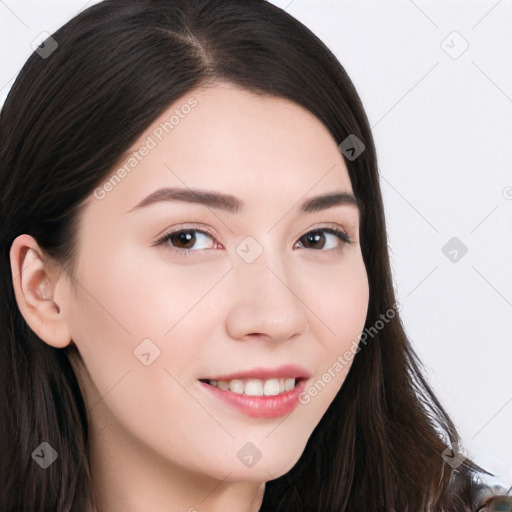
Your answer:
[10,83,369,512]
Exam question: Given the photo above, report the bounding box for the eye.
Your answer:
[154,227,218,257]
[295,227,352,251]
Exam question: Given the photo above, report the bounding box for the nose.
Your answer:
[224,253,308,342]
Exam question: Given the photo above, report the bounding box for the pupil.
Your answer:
[175,232,194,248]
[306,231,323,248]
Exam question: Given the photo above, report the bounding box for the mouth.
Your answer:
[199,376,307,397]
[198,370,309,419]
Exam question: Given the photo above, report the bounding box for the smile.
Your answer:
[205,377,298,396]
[198,364,311,418]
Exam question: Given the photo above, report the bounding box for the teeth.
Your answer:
[217,380,229,391]
[244,379,263,396]
[263,379,279,396]
[284,378,295,391]
[208,377,297,396]
[229,379,244,394]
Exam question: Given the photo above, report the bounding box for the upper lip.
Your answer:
[201,364,311,382]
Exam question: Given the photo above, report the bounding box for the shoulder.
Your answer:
[471,470,512,511]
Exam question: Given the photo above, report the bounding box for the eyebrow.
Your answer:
[126,187,360,214]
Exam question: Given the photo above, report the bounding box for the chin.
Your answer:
[202,450,303,483]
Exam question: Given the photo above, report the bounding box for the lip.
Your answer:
[199,378,308,418]
[201,364,311,381]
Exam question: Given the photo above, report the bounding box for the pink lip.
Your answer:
[202,364,311,381]
[199,378,308,418]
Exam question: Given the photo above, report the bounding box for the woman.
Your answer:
[0,0,510,510]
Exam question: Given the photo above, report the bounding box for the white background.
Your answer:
[1,0,511,488]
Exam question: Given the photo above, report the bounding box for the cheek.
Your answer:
[111,247,233,337]
[73,239,221,341]
[66,256,212,468]
[300,254,369,401]
[308,253,369,348]
[67,243,225,414]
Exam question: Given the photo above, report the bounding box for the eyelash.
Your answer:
[153,224,353,258]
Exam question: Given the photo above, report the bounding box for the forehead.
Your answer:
[85,83,354,218]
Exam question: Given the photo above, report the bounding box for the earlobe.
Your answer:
[9,234,72,349]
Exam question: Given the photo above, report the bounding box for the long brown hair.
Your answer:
[0,1,498,510]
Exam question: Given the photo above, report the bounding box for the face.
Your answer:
[63,83,369,483]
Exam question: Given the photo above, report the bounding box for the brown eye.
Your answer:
[168,231,200,249]
[296,228,351,250]
[155,228,218,257]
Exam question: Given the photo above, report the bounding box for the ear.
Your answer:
[9,234,72,348]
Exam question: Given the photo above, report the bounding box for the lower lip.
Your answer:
[199,379,307,418]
